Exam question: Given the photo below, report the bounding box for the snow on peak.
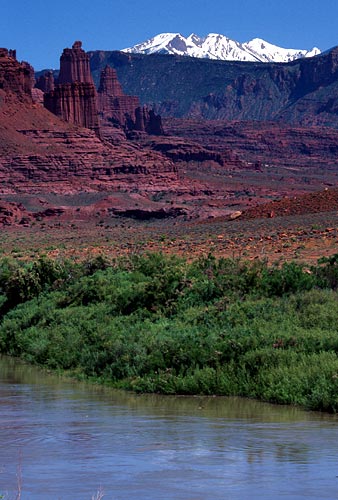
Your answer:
[244,37,321,62]
[124,33,182,55]
[122,33,321,63]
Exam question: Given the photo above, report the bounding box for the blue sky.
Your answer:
[1,0,337,69]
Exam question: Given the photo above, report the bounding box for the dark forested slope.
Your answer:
[88,47,338,126]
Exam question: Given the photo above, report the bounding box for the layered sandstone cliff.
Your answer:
[0,100,179,195]
[0,45,179,196]
[44,82,100,134]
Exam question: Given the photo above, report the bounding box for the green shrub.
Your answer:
[0,253,337,412]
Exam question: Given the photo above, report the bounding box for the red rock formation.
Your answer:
[0,48,33,98]
[0,83,180,196]
[58,41,93,84]
[44,41,100,136]
[0,43,181,197]
[22,61,35,91]
[0,199,31,226]
[35,70,55,93]
[98,65,124,96]
[97,65,139,128]
[44,82,100,134]
[144,135,225,165]
[164,117,338,171]
[135,107,164,135]
[31,87,44,105]
[240,187,338,220]
[42,54,164,139]
[97,65,164,136]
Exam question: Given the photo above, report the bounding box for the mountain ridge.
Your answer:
[123,32,321,63]
[88,45,338,127]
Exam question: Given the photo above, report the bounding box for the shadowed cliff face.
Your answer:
[88,47,338,127]
[97,65,139,133]
[35,70,54,93]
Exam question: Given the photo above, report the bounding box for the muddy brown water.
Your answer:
[1,356,338,499]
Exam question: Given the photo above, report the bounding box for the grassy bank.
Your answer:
[0,253,337,411]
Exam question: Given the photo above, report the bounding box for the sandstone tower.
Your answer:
[44,41,100,136]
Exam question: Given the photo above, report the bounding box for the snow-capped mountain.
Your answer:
[122,33,321,63]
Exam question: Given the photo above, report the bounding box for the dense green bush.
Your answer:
[0,253,337,411]
[315,253,338,289]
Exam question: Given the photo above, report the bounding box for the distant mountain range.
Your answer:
[88,44,338,127]
[123,33,321,63]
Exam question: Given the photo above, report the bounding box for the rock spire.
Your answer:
[44,41,100,136]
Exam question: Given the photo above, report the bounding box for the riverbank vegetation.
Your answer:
[0,253,337,411]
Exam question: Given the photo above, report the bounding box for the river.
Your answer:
[0,356,338,499]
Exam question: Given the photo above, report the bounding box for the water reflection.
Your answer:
[0,356,338,499]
